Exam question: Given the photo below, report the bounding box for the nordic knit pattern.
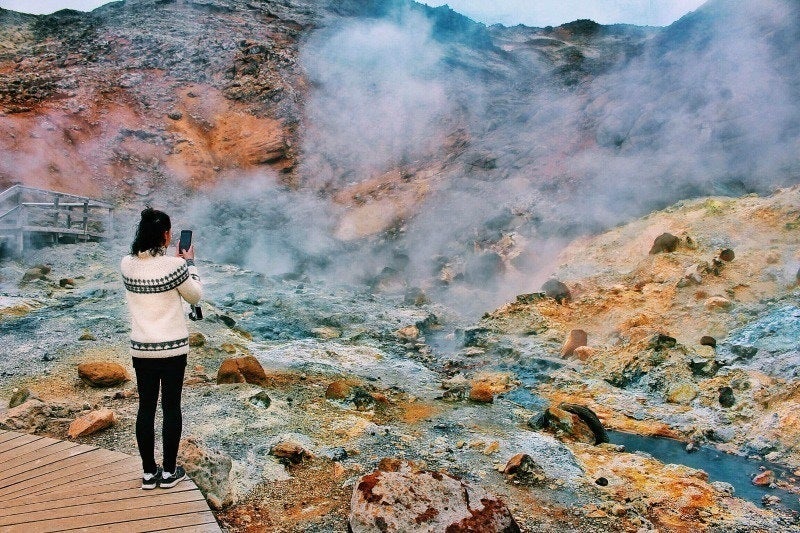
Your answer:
[121,252,202,358]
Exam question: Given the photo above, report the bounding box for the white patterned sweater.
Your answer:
[121,252,202,358]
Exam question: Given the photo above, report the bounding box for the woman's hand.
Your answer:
[177,243,195,260]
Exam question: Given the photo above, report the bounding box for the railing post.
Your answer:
[82,200,89,242]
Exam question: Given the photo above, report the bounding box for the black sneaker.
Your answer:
[142,466,162,490]
[159,465,186,488]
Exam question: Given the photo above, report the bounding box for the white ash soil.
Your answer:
[3,187,800,531]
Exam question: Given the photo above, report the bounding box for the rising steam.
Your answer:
[189,0,800,316]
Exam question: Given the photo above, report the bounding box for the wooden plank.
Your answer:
[68,509,221,533]
[0,489,206,526]
[0,440,82,473]
[0,432,42,450]
[0,431,29,445]
[2,478,143,506]
[0,435,63,463]
[16,456,142,501]
[0,448,129,496]
[3,454,139,501]
[147,516,222,533]
[0,443,98,487]
[0,484,197,515]
[3,499,212,532]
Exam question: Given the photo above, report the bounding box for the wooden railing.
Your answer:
[0,185,115,255]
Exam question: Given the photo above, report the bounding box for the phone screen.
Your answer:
[179,230,192,253]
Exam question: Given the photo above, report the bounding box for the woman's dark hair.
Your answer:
[131,207,171,256]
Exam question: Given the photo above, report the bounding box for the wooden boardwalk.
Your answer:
[0,429,221,532]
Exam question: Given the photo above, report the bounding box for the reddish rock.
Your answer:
[68,409,115,438]
[469,382,495,403]
[216,355,269,386]
[752,470,775,486]
[349,461,519,533]
[78,362,129,387]
[325,380,353,400]
[561,329,588,357]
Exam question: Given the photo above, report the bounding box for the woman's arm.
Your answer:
[176,245,203,305]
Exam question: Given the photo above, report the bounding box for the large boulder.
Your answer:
[541,279,571,303]
[78,362,129,387]
[217,355,269,386]
[68,409,116,438]
[649,233,680,254]
[349,460,520,532]
[179,437,234,510]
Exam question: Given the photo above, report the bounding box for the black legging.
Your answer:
[133,354,187,474]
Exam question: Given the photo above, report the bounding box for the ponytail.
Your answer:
[130,207,171,256]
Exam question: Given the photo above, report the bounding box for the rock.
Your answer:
[649,233,680,254]
[595,477,609,486]
[558,403,609,444]
[689,357,722,377]
[503,453,546,484]
[700,336,717,348]
[718,386,735,408]
[312,326,341,339]
[59,278,75,288]
[752,470,775,486]
[544,406,596,444]
[686,442,697,453]
[349,461,520,533]
[78,362,129,387]
[22,264,51,282]
[68,408,115,438]
[611,504,627,517]
[705,296,732,311]
[469,382,495,403]
[270,441,312,464]
[541,279,571,303]
[395,325,420,340]
[8,387,30,408]
[573,346,595,361]
[0,398,50,431]
[561,329,588,357]
[78,330,96,341]
[666,382,698,404]
[706,426,735,443]
[711,481,735,495]
[762,494,781,506]
[217,355,269,386]
[719,248,735,262]
[188,332,206,347]
[179,437,233,509]
[248,391,271,409]
[167,111,183,120]
[326,380,353,400]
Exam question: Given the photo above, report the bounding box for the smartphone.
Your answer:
[178,230,192,253]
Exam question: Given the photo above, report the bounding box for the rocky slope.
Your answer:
[2,0,799,306]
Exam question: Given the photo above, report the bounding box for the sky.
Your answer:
[0,0,708,26]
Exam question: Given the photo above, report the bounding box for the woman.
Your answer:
[121,207,202,490]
